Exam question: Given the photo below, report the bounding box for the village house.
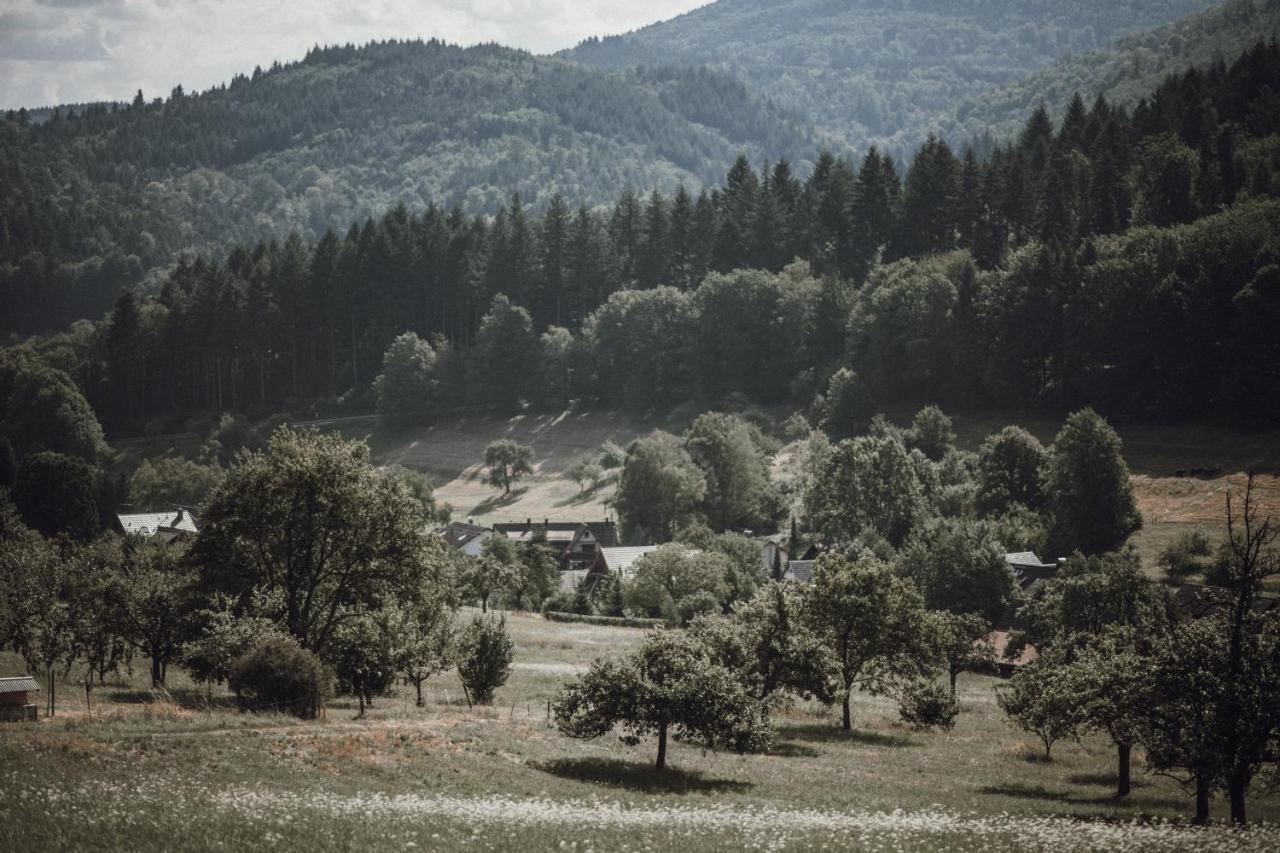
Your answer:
[440,520,492,557]
[0,676,39,722]
[492,519,618,571]
[114,507,198,543]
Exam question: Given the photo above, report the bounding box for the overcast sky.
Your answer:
[0,0,708,110]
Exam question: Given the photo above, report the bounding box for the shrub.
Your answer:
[676,590,722,624]
[898,681,959,731]
[1159,530,1213,578]
[228,636,331,719]
[456,615,514,705]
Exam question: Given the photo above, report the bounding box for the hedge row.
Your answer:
[542,611,665,629]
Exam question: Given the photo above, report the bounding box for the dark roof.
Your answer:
[493,520,618,548]
[0,676,39,694]
[1003,552,1058,588]
[442,521,490,549]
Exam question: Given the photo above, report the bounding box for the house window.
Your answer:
[580,543,596,553]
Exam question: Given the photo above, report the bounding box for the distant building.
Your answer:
[114,508,197,543]
[586,545,662,581]
[782,559,815,583]
[440,520,493,557]
[985,631,1039,677]
[758,539,788,579]
[1003,551,1059,588]
[493,519,619,571]
[0,676,39,722]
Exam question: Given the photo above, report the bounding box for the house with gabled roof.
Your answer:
[493,518,618,571]
[440,520,493,556]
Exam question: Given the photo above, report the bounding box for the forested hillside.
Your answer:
[564,0,1218,157]
[5,40,1278,458]
[0,39,812,332]
[954,0,1280,142]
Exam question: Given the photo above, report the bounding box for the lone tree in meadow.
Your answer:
[931,610,994,698]
[483,439,533,494]
[996,651,1086,760]
[456,615,514,706]
[804,553,938,730]
[554,630,770,771]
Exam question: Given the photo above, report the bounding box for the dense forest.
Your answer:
[565,0,1222,155]
[4,1,1267,337]
[952,0,1280,142]
[3,39,1278,457]
[0,40,814,331]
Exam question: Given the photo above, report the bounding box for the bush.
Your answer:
[676,590,722,624]
[898,681,959,731]
[1159,530,1213,578]
[228,636,331,719]
[543,611,665,628]
[456,616,514,705]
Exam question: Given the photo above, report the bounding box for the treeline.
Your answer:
[7,40,1280,431]
[0,39,813,332]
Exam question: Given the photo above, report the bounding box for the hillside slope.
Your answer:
[564,0,1218,158]
[1,40,813,268]
[952,0,1280,143]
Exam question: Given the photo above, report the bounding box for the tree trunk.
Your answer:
[151,656,164,688]
[949,669,958,699]
[1194,774,1211,825]
[656,722,668,771]
[47,665,55,717]
[356,685,366,719]
[415,678,425,708]
[1228,773,1248,825]
[842,694,852,731]
[1117,743,1131,797]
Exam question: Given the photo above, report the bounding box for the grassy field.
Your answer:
[2,610,1278,851]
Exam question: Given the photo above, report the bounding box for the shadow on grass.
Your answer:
[781,723,916,748]
[469,487,528,516]
[110,687,236,710]
[535,757,752,794]
[981,781,1185,811]
[978,783,1072,802]
[768,741,821,758]
[1069,772,1150,790]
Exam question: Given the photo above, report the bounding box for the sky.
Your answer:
[0,0,709,110]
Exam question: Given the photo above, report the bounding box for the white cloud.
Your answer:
[0,0,709,109]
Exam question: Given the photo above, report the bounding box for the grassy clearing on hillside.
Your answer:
[2,611,1277,851]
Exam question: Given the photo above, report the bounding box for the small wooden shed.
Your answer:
[0,676,40,722]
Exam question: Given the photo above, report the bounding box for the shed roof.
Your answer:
[0,676,40,694]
